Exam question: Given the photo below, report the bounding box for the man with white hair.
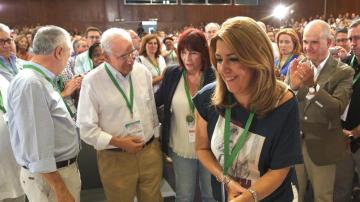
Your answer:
[7,25,81,202]
[204,22,220,45]
[0,23,24,81]
[288,20,354,202]
[77,28,162,202]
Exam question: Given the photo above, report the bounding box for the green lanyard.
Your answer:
[277,54,293,69]
[88,57,93,70]
[23,65,75,118]
[353,72,360,86]
[223,106,255,174]
[169,50,176,61]
[105,64,134,115]
[350,55,360,86]
[0,90,6,113]
[182,70,204,114]
[147,57,161,76]
[0,59,16,75]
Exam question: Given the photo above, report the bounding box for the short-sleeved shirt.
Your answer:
[193,83,303,201]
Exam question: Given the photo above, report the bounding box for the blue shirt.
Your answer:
[7,61,80,173]
[0,54,20,81]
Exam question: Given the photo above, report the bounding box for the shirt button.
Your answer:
[304,116,308,120]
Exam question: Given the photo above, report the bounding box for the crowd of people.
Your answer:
[0,11,360,202]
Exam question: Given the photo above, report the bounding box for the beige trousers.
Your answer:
[97,140,163,202]
[20,163,81,202]
[296,142,336,202]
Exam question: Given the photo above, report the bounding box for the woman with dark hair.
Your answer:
[155,28,216,202]
[88,42,105,69]
[139,34,166,91]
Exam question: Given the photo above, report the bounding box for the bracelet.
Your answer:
[247,188,258,202]
[216,173,232,185]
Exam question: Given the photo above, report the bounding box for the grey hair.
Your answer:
[0,23,11,34]
[350,18,360,29]
[32,25,71,55]
[305,20,331,39]
[205,22,220,32]
[101,28,132,55]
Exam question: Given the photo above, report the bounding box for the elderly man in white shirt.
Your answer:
[77,28,162,202]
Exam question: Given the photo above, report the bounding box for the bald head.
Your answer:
[304,20,331,40]
[303,20,332,66]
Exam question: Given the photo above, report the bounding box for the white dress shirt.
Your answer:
[305,53,330,100]
[77,62,160,150]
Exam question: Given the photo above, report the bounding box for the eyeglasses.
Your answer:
[0,38,13,46]
[87,36,100,40]
[116,48,136,61]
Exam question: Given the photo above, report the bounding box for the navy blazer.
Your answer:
[155,65,216,155]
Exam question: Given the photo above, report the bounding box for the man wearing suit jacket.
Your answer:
[287,20,354,202]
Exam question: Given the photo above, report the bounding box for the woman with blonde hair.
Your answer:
[275,28,303,77]
[193,17,302,202]
[138,34,166,91]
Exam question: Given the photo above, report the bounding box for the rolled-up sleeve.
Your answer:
[12,78,57,173]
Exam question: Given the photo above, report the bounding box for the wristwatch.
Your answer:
[247,188,258,202]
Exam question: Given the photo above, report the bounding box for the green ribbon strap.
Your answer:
[23,65,75,118]
[182,70,204,114]
[223,105,255,174]
[105,64,134,115]
[350,55,360,86]
[147,57,161,76]
[0,90,6,113]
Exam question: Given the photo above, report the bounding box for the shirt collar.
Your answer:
[26,61,56,80]
[105,62,131,82]
[317,52,330,71]
[0,54,16,65]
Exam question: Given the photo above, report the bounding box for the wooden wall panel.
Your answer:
[0,0,360,32]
